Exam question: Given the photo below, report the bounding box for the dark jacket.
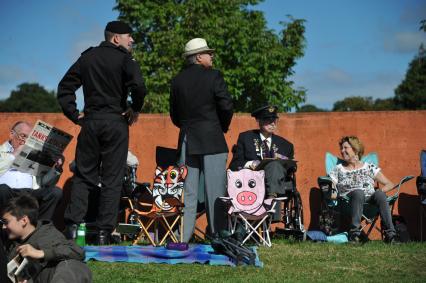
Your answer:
[229,129,294,171]
[5,220,86,282]
[57,41,147,124]
[170,64,233,155]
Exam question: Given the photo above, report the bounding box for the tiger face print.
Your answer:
[152,165,187,211]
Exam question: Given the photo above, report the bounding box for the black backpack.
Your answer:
[392,215,410,243]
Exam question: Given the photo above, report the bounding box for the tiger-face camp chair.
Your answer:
[318,152,413,239]
[126,165,187,246]
[221,169,286,247]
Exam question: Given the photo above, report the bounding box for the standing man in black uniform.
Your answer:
[57,21,146,244]
[170,38,233,242]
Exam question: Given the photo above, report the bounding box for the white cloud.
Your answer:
[69,25,104,62]
[293,68,404,110]
[384,31,426,53]
[324,67,352,85]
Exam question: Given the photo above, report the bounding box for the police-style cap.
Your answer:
[251,105,279,120]
[105,21,133,34]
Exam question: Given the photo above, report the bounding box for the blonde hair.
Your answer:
[339,136,364,159]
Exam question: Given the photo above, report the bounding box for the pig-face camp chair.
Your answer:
[221,169,286,247]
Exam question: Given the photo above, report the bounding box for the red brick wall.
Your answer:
[1,111,424,239]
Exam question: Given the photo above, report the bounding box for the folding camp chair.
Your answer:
[221,169,286,247]
[123,165,187,246]
[318,152,413,239]
[417,150,426,241]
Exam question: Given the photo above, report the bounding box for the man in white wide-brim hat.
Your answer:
[170,38,234,242]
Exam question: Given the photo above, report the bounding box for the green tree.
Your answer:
[296,104,326,112]
[0,83,61,112]
[115,0,306,113]
[332,96,374,111]
[394,44,426,110]
[373,98,396,111]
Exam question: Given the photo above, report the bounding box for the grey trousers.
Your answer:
[36,259,92,283]
[179,137,228,242]
[348,189,396,238]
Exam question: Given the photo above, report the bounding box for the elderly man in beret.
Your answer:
[170,38,234,242]
[58,20,147,245]
[229,105,295,200]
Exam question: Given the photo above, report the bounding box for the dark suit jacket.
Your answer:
[229,130,294,171]
[170,64,233,155]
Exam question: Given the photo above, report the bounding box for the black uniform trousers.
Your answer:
[0,184,62,220]
[64,117,128,231]
[0,232,7,283]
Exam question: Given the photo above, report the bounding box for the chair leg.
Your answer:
[159,215,180,245]
[136,218,156,246]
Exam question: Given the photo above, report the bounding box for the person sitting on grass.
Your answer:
[1,194,92,283]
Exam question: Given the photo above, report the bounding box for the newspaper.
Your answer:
[7,255,29,283]
[11,120,73,176]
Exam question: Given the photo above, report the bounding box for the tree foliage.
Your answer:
[394,45,426,110]
[332,96,396,112]
[0,83,61,113]
[296,104,326,112]
[115,0,306,113]
[333,96,374,111]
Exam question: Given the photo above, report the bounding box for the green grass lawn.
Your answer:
[88,239,426,283]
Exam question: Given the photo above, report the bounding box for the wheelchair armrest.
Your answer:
[273,197,288,202]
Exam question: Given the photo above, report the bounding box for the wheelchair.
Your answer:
[269,159,305,238]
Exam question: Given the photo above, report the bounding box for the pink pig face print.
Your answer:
[227,169,265,212]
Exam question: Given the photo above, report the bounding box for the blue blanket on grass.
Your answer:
[84,244,263,267]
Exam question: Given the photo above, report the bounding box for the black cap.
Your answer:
[251,105,279,120]
[105,21,133,34]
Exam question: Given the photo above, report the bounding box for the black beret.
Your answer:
[251,105,279,119]
[105,21,133,34]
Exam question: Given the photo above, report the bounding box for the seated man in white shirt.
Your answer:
[0,121,62,220]
[229,105,295,198]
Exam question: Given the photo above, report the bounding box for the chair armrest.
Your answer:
[390,175,414,196]
[318,176,333,188]
[219,197,233,203]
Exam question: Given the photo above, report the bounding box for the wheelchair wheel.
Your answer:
[281,192,304,232]
[291,192,304,232]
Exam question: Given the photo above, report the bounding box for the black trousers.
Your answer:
[64,118,128,231]
[0,184,62,220]
[264,161,287,196]
[0,233,7,283]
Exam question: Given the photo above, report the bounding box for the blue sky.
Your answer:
[1,0,425,110]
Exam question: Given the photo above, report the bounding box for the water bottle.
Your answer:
[76,223,86,246]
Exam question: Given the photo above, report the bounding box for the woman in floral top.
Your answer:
[329,136,396,243]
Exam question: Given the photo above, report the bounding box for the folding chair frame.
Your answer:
[319,175,414,239]
[126,194,184,247]
[224,197,286,247]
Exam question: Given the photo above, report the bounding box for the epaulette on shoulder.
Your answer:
[81,47,93,55]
